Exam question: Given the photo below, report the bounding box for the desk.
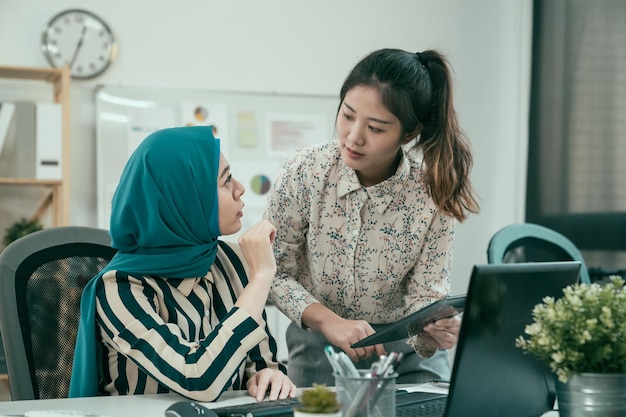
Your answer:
[0,386,560,417]
[0,391,253,416]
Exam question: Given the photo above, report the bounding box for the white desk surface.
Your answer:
[0,384,559,417]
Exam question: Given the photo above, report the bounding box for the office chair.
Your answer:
[487,223,591,284]
[0,226,116,400]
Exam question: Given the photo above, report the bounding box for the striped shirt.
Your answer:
[94,240,284,401]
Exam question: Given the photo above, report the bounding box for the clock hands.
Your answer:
[69,24,88,69]
[43,10,115,79]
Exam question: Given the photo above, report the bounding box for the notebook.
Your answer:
[211,261,581,417]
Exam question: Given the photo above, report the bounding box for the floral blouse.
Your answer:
[264,141,455,326]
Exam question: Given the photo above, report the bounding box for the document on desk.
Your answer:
[0,412,106,417]
[403,382,450,395]
[351,294,466,348]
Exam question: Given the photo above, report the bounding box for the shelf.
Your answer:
[0,66,64,83]
[0,65,70,228]
[0,178,62,186]
[0,183,59,226]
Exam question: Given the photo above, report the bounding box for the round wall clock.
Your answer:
[41,9,117,80]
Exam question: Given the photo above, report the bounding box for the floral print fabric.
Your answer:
[264,141,455,326]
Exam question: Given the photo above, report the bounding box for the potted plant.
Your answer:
[294,383,342,417]
[516,276,626,416]
[3,217,43,247]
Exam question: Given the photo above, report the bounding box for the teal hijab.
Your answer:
[69,126,221,397]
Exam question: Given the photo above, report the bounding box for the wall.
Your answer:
[0,0,532,295]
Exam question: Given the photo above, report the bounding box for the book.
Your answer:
[350,294,466,348]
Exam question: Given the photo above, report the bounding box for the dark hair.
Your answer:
[339,48,479,221]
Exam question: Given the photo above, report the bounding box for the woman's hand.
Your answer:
[303,304,386,362]
[322,317,386,362]
[238,219,277,283]
[420,315,462,349]
[236,220,277,321]
[246,368,297,401]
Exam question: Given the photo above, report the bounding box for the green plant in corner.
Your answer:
[3,217,43,246]
[295,383,341,414]
[516,276,626,383]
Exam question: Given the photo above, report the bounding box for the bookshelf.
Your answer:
[0,65,70,227]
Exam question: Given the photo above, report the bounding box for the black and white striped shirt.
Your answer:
[95,240,284,401]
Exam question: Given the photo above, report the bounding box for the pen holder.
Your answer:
[335,370,397,417]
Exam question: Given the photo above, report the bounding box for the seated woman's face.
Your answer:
[217,153,246,235]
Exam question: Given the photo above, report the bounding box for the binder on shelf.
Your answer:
[14,101,37,178]
[35,102,63,180]
[0,100,37,179]
[0,101,16,158]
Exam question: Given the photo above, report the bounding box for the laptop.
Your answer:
[395,261,581,417]
[211,261,581,417]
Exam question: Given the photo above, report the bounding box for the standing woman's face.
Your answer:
[336,86,413,187]
[216,153,245,235]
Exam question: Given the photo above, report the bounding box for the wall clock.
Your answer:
[41,9,117,80]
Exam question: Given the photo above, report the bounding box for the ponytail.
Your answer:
[416,50,479,221]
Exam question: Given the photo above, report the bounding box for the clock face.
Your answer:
[41,9,116,80]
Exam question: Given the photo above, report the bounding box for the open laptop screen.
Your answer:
[444,261,580,417]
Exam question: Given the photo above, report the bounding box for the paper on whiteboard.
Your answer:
[266,113,327,157]
[127,107,176,158]
[179,102,229,157]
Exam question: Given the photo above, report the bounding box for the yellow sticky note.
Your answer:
[237,111,258,147]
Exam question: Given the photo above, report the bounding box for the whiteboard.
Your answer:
[95,84,339,232]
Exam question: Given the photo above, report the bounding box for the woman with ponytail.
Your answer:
[264,48,479,386]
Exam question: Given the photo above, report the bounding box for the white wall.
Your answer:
[0,0,531,295]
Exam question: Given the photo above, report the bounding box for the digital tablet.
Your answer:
[351,294,466,348]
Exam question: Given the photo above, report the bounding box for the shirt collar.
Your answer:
[337,150,411,214]
[165,272,214,297]
[337,162,361,198]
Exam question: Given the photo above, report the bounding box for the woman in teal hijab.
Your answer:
[70,126,295,402]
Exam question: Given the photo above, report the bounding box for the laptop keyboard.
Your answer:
[213,396,299,416]
[211,390,447,417]
[396,391,447,417]
[397,396,447,417]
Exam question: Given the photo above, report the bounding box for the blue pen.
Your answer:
[324,345,343,376]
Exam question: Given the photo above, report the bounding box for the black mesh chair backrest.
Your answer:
[0,226,116,400]
[487,223,591,284]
